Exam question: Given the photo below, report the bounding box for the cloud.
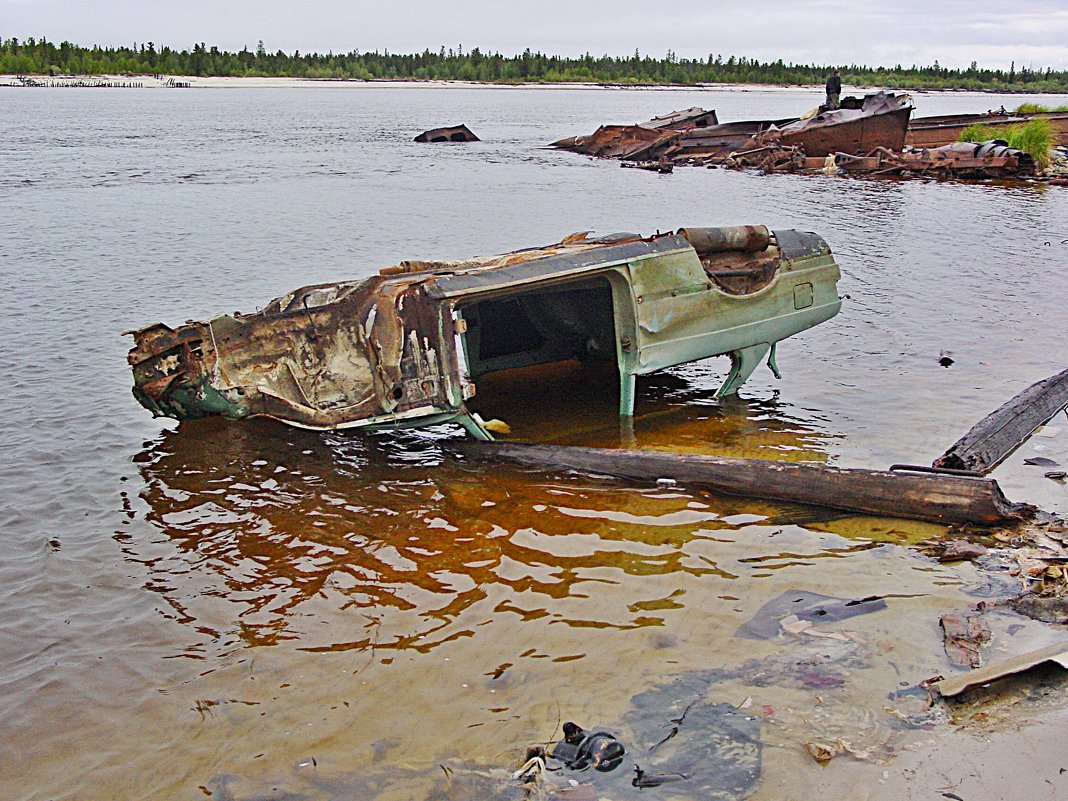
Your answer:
[4,0,1067,70]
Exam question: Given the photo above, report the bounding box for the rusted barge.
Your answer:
[726,140,1036,179]
[660,118,798,162]
[907,110,1068,148]
[127,226,842,439]
[549,107,718,159]
[554,92,912,163]
[769,92,913,156]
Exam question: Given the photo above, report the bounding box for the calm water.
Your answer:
[2,85,1068,801]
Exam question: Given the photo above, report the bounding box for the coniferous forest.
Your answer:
[3,37,1068,92]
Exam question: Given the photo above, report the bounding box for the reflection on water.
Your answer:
[132,369,844,654]
[107,366,985,801]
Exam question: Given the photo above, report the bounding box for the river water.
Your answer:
[2,84,1068,801]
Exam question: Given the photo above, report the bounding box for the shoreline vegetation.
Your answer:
[4,37,1068,93]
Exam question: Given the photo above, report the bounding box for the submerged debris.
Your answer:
[620,155,673,173]
[722,140,1036,179]
[1008,594,1068,623]
[518,691,761,800]
[626,683,762,800]
[938,539,988,562]
[930,641,1068,698]
[551,722,626,773]
[736,590,888,640]
[463,443,1035,526]
[940,610,992,668]
[415,124,480,142]
[935,366,1068,473]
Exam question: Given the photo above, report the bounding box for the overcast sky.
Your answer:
[5,0,1068,70]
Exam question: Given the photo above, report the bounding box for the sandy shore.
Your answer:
[0,72,975,95]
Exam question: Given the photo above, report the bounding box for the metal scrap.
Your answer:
[549,107,716,159]
[940,611,992,668]
[930,641,1068,697]
[721,140,1037,179]
[415,124,480,142]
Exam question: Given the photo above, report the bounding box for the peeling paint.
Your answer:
[127,227,842,437]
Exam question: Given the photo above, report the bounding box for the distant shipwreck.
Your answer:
[553,93,1049,179]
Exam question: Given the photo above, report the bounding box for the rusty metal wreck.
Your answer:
[127,226,842,439]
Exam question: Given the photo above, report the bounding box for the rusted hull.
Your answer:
[641,107,718,130]
[780,107,912,157]
[552,124,675,159]
[666,119,798,162]
[554,94,913,163]
[550,108,717,159]
[724,140,1035,179]
[908,112,1068,148]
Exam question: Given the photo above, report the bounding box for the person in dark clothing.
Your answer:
[825,69,842,110]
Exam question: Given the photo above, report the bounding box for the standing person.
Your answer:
[825,68,842,110]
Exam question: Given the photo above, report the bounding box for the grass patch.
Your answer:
[960,123,997,141]
[959,118,1055,168]
[1013,102,1068,114]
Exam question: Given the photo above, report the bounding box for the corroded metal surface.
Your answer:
[128,227,843,436]
[553,93,912,163]
[908,110,1068,148]
[722,140,1036,179]
[769,91,913,157]
[549,107,717,159]
[640,107,718,130]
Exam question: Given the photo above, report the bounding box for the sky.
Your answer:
[4,0,1068,71]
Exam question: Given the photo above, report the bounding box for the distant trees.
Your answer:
[2,37,1067,92]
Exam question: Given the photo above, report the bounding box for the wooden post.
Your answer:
[935,367,1068,474]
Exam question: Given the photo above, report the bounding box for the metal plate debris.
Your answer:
[932,641,1068,697]
[414,124,480,142]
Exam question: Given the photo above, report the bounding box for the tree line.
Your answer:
[3,37,1068,92]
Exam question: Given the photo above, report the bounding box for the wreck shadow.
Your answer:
[468,356,840,461]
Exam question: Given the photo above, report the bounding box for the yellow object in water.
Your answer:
[483,418,512,435]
